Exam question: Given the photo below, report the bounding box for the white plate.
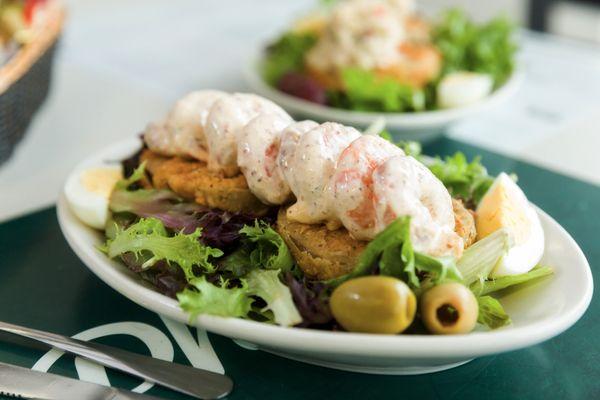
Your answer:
[57,137,593,375]
[244,54,524,142]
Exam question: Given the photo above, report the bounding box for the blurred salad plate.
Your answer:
[58,88,591,373]
[245,59,522,141]
[245,1,523,140]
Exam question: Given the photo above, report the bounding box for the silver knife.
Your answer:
[0,361,163,400]
[0,321,232,399]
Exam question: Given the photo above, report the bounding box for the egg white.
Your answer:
[491,204,545,277]
[437,72,493,109]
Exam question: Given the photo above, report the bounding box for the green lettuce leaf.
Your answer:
[239,221,294,272]
[177,277,252,319]
[327,217,462,288]
[219,247,255,278]
[423,152,495,206]
[247,269,302,327]
[103,217,222,280]
[477,295,511,329]
[115,162,146,190]
[262,32,317,85]
[415,253,462,284]
[336,68,426,112]
[470,266,554,296]
[433,9,517,86]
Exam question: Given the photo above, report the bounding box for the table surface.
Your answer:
[0,1,599,399]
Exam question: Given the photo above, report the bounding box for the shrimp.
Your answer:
[144,90,227,161]
[205,93,289,177]
[331,135,404,240]
[237,113,294,205]
[372,155,464,258]
[277,120,320,184]
[285,122,361,228]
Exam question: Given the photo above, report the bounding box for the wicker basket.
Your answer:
[0,1,65,165]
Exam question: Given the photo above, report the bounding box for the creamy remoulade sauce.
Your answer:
[284,122,361,228]
[143,91,462,258]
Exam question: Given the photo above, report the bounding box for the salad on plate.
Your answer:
[65,90,552,335]
[260,0,517,113]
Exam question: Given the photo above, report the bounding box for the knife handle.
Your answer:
[0,321,233,399]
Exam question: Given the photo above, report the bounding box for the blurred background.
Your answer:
[0,0,599,222]
[425,0,600,41]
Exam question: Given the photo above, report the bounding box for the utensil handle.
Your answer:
[0,321,232,399]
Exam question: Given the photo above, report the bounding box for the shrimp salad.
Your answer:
[261,0,516,113]
[67,91,552,335]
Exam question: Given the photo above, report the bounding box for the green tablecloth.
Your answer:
[0,138,598,399]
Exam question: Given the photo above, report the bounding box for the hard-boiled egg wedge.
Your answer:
[65,165,123,229]
[476,173,544,277]
[437,72,493,109]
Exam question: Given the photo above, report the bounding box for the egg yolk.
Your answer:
[476,179,531,244]
[80,168,123,199]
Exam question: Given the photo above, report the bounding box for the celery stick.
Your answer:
[470,266,554,296]
[457,229,511,285]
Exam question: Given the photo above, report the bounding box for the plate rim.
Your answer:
[57,137,594,360]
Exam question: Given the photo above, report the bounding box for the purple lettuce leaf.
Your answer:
[120,252,188,298]
[285,272,333,327]
[110,188,209,234]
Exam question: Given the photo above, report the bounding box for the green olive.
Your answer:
[420,282,478,334]
[330,276,416,334]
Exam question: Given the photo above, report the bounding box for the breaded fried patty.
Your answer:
[452,199,477,248]
[277,201,477,280]
[276,207,367,280]
[141,149,270,215]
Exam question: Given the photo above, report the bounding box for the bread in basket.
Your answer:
[0,0,65,165]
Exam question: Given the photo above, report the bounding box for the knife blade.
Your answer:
[0,361,164,400]
[0,321,233,399]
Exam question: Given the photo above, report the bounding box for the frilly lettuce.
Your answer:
[103,217,223,280]
[178,270,302,327]
[239,221,294,272]
[178,277,252,319]
[247,269,302,327]
[219,221,294,277]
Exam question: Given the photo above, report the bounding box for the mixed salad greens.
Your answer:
[101,143,552,333]
[262,8,517,112]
